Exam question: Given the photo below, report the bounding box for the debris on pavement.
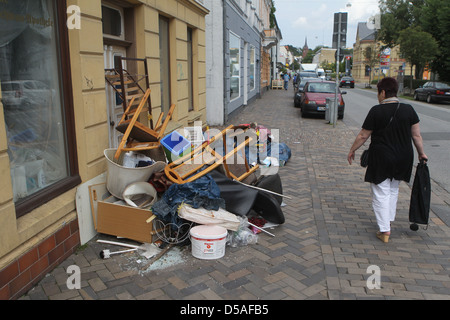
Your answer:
[87,122,291,266]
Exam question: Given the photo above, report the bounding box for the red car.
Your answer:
[299,80,346,119]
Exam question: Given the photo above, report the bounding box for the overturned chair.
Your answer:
[164,125,260,185]
[114,88,176,161]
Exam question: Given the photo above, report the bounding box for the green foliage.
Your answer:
[302,50,314,63]
[378,0,415,47]
[398,26,439,78]
[420,0,450,82]
[269,0,276,28]
[378,0,449,80]
[287,45,301,57]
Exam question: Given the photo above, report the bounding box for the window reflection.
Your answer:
[230,32,240,101]
[0,0,70,203]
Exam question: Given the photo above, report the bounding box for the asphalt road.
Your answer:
[342,86,450,225]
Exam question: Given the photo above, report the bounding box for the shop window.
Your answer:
[229,32,240,101]
[0,0,80,217]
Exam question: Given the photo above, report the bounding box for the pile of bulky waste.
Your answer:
[95,122,291,264]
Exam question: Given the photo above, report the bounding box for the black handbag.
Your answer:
[360,103,401,168]
[360,149,369,167]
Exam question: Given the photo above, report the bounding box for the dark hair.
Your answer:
[377,77,398,98]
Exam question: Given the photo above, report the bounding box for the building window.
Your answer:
[250,45,256,91]
[159,16,171,115]
[102,5,123,39]
[187,27,194,111]
[0,0,80,217]
[365,65,371,77]
[229,32,240,101]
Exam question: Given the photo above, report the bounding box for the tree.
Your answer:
[378,0,425,48]
[398,26,439,82]
[364,44,380,84]
[269,0,276,28]
[287,45,301,57]
[420,0,450,81]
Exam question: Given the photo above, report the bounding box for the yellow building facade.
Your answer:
[352,22,413,84]
[0,0,208,300]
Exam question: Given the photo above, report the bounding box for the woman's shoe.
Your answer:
[376,232,390,243]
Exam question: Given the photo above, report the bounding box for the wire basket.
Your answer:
[153,218,193,245]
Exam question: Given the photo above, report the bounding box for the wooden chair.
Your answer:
[114,88,176,160]
[164,125,259,184]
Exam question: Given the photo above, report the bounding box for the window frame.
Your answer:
[159,15,172,115]
[101,4,125,41]
[187,27,194,112]
[13,0,80,218]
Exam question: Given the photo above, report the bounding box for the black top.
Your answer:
[362,102,420,184]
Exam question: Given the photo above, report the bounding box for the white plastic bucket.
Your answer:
[104,149,166,199]
[190,225,228,260]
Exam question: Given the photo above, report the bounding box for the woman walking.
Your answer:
[347,77,428,243]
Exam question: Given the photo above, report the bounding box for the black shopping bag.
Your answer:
[409,160,431,229]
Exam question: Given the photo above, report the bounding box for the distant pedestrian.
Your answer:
[347,77,427,243]
[283,73,289,90]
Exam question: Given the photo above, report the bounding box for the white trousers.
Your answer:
[371,178,401,233]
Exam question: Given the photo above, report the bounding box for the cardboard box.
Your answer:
[89,183,158,243]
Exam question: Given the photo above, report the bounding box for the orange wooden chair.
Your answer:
[114,88,176,160]
[164,125,259,184]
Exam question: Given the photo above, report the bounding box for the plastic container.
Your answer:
[160,131,192,163]
[190,225,228,260]
[122,182,158,209]
[104,149,166,199]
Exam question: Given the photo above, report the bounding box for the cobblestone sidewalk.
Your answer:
[22,88,450,301]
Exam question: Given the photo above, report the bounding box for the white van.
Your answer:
[317,68,326,80]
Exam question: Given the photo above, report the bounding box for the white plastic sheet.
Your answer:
[178,204,240,231]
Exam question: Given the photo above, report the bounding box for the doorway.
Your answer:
[104,45,127,148]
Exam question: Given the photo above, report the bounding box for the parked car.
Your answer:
[339,76,355,88]
[294,77,317,108]
[298,80,346,119]
[413,81,450,104]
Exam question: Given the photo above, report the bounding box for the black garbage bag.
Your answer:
[254,174,283,205]
[209,170,258,217]
[409,160,431,230]
[210,170,285,224]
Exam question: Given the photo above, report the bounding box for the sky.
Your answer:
[274,0,380,50]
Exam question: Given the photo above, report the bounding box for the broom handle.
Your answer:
[97,239,140,249]
[233,180,292,199]
[247,222,275,237]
